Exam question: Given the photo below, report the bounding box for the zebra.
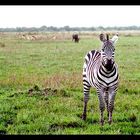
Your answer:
[82,33,119,125]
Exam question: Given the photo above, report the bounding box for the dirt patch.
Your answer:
[0,42,5,47]
[28,85,70,97]
[48,121,85,131]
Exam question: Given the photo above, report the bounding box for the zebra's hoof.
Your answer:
[108,120,112,125]
[81,114,86,121]
[100,120,104,126]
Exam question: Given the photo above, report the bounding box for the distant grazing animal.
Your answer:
[72,34,79,43]
[82,33,119,125]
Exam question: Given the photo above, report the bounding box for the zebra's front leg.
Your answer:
[108,90,116,125]
[82,84,90,121]
[97,89,105,126]
[104,91,109,118]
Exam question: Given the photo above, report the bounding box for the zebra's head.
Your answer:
[99,33,118,71]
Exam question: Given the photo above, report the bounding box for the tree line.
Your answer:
[0,25,140,32]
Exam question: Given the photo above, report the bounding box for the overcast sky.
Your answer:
[0,6,140,28]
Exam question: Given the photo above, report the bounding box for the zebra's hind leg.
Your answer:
[97,89,105,126]
[82,80,91,121]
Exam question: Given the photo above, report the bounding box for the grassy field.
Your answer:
[0,32,140,134]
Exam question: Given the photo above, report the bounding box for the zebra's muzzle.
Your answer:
[104,59,114,71]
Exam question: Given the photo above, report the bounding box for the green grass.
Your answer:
[0,33,140,134]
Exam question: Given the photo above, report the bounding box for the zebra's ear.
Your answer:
[111,34,119,44]
[99,33,106,42]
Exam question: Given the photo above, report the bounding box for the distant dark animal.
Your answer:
[72,34,79,43]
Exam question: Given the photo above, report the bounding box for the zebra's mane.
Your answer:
[106,34,109,40]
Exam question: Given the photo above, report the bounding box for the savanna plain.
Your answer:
[0,31,140,134]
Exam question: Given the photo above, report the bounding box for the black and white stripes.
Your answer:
[82,33,119,125]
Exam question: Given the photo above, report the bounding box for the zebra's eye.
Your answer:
[102,48,104,51]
